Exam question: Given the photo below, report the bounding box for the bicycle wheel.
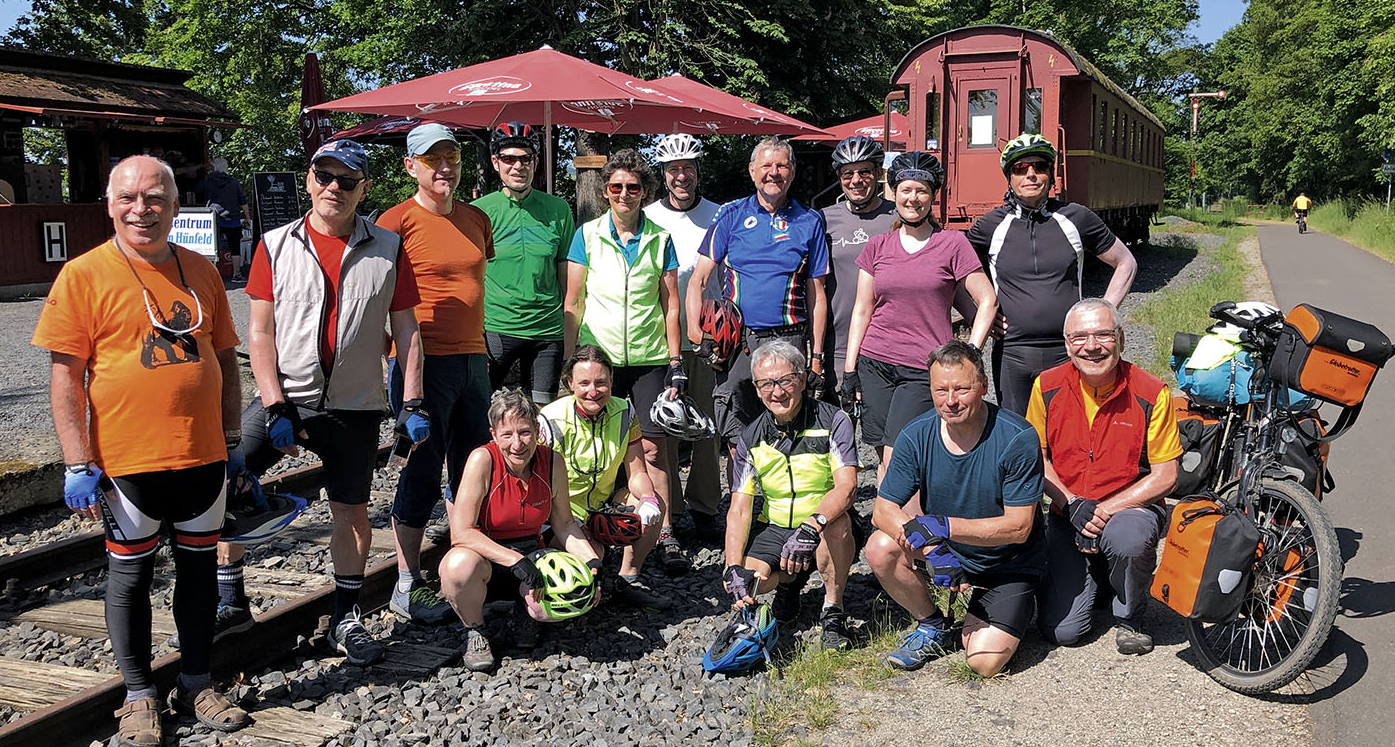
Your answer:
[1185,478,1342,694]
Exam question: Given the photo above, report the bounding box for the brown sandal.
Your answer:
[168,686,250,732]
[113,697,162,747]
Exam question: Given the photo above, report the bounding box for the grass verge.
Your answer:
[1132,218,1253,378]
[1307,199,1395,263]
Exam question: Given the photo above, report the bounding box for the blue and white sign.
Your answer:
[170,207,218,261]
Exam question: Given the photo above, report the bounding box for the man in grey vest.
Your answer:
[213,139,428,665]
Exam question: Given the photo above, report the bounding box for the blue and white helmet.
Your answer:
[222,488,308,545]
[703,604,778,674]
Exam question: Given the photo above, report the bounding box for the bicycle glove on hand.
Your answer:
[226,445,248,481]
[779,523,821,567]
[903,515,951,550]
[636,496,662,528]
[63,464,103,511]
[265,401,301,449]
[839,370,861,408]
[509,556,544,592]
[1065,497,1101,552]
[925,544,967,588]
[395,399,431,445]
[665,360,688,395]
[723,564,757,603]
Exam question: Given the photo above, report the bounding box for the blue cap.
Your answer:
[406,123,459,157]
[311,139,368,174]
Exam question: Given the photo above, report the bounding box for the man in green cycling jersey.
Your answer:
[722,340,858,650]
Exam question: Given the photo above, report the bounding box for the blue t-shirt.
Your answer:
[568,215,679,270]
[698,194,829,329]
[878,404,1046,576]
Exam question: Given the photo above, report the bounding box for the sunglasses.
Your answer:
[141,285,204,336]
[414,151,462,169]
[839,168,876,182]
[497,153,534,166]
[1009,161,1051,176]
[312,168,365,191]
[606,182,643,197]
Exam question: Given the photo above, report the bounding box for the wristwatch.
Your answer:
[809,513,828,532]
[65,462,94,476]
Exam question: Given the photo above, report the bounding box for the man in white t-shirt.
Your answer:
[643,134,723,549]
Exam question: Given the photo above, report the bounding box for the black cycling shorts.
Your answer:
[612,364,669,439]
[241,396,381,506]
[485,332,564,405]
[743,521,799,570]
[101,461,226,560]
[964,573,1037,639]
[486,536,543,602]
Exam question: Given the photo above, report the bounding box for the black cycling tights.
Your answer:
[107,548,218,691]
[992,342,1069,416]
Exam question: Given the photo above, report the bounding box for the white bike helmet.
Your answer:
[655,134,703,163]
[1210,301,1281,339]
[650,393,717,441]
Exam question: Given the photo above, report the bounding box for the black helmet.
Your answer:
[888,152,945,190]
[831,135,883,168]
[491,121,540,155]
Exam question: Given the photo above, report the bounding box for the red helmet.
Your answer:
[699,297,744,371]
[585,504,644,547]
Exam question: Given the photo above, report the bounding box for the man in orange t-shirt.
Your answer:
[374,123,495,625]
[31,155,248,742]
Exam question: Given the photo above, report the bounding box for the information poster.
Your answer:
[169,207,218,261]
[252,172,302,239]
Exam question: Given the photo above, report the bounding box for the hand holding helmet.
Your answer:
[664,359,688,395]
[636,495,662,528]
[902,514,950,550]
[723,564,758,606]
[925,544,967,589]
[509,555,545,592]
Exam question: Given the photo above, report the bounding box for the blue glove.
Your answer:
[395,398,431,445]
[903,515,951,550]
[63,464,103,511]
[226,445,248,480]
[265,401,300,449]
[925,544,967,588]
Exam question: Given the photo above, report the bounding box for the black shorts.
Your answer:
[485,332,564,405]
[857,355,934,448]
[910,567,1037,639]
[101,461,226,560]
[241,396,382,506]
[486,536,542,602]
[612,364,668,439]
[743,521,798,569]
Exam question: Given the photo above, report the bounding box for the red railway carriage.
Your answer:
[889,25,1164,244]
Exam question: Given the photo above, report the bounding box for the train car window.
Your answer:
[1091,95,1098,147]
[1111,108,1119,156]
[1099,100,1108,152]
[925,91,941,150]
[968,90,998,148]
[1025,89,1043,135]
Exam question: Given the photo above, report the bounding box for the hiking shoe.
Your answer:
[460,627,494,672]
[113,697,162,747]
[610,576,673,611]
[886,622,951,670]
[327,608,385,666]
[772,574,808,624]
[657,537,691,576]
[1115,623,1154,655]
[424,517,451,545]
[170,604,254,648]
[820,607,853,651]
[167,686,249,732]
[390,583,454,625]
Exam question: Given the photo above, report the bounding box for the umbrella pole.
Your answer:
[544,102,554,194]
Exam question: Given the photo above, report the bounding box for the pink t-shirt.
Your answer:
[854,228,981,370]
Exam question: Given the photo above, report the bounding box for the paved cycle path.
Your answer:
[1257,224,1395,747]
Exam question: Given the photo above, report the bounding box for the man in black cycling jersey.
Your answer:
[722,340,859,650]
[965,134,1136,414]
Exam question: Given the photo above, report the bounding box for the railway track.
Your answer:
[0,445,458,746]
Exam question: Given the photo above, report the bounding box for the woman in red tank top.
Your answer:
[437,389,599,670]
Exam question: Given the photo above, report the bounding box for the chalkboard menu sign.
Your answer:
[252,172,302,238]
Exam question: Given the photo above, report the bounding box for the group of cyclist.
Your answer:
[37,109,1189,744]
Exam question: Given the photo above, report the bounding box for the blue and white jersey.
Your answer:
[698,194,829,330]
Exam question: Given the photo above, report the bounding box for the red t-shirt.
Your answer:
[247,221,419,367]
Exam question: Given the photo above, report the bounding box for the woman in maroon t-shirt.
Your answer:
[437,389,599,670]
[841,153,998,483]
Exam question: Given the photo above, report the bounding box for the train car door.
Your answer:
[947,62,1018,217]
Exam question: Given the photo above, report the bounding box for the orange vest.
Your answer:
[1039,360,1166,501]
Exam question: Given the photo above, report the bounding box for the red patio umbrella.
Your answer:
[644,75,828,136]
[330,115,480,144]
[298,53,336,160]
[793,111,910,149]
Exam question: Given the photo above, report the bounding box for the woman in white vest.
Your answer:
[563,148,685,574]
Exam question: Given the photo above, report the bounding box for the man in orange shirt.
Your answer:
[33,155,249,745]
[376,123,495,624]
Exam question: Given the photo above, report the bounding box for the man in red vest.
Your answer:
[1026,298,1181,655]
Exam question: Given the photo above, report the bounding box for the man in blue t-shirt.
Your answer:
[684,138,830,441]
[866,340,1045,676]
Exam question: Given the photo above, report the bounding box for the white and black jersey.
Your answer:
[966,198,1117,345]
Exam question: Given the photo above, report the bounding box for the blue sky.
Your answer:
[0,0,1247,49]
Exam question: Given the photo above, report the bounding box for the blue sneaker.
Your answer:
[886,622,950,670]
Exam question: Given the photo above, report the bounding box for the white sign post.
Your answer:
[169,207,219,261]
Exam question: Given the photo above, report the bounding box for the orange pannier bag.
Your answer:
[1270,304,1392,408]
[1150,499,1260,622]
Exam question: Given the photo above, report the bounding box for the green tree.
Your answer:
[3,0,149,58]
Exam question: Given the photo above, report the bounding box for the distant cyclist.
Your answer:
[965,134,1136,414]
[437,389,601,671]
[1292,191,1312,220]
[821,135,896,398]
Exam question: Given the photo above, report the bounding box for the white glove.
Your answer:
[636,496,662,528]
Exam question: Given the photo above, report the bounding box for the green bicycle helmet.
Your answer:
[999,133,1057,175]
[526,549,598,620]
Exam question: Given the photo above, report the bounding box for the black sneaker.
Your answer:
[170,604,254,648]
[773,576,807,624]
[657,537,690,576]
[1115,622,1154,655]
[610,576,673,611]
[513,604,540,651]
[424,517,450,545]
[327,608,385,666]
[819,607,852,651]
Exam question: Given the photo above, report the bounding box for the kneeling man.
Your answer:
[723,340,859,650]
[866,340,1045,676]
[1029,298,1180,654]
